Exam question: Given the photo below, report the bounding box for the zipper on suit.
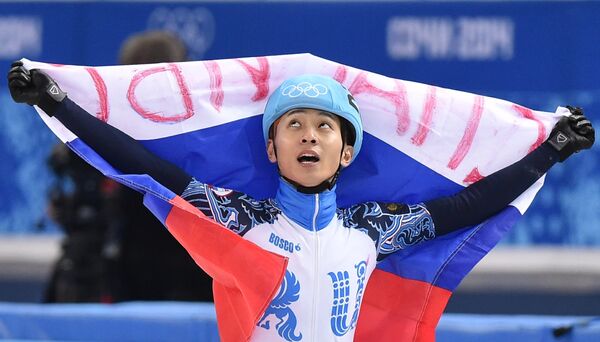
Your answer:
[310,193,320,341]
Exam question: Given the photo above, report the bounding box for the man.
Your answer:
[7,65,594,341]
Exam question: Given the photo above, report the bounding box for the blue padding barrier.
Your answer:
[0,302,220,341]
[438,314,600,342]
[0,302,599,341]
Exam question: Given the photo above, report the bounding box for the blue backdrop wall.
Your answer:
[0,0,599,245]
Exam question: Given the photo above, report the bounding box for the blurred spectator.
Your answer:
[119,31,187,64]
[45,144,121,302]
[44,30,213,303]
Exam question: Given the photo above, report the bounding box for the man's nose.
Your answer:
[301,128,317,144]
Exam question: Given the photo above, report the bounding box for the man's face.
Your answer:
[267,108,354,187]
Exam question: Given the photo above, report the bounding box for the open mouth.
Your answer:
[297,153,320,164]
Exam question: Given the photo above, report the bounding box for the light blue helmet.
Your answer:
[262,74,363,161]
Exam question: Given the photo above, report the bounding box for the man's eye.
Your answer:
[289,121,300,128]
[319,122,333,129]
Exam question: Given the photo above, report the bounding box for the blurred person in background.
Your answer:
[45,143,121,302]
[44,30,213,303]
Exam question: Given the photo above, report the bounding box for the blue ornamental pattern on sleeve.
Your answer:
[181,179,280,236]
[378,203,435,255]
[258,270,303,341]
[340,202,435,260]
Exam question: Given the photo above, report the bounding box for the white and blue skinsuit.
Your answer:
[181,177,433,340]
[43,86,559,341]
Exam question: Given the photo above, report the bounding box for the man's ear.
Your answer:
[267,139,277,163]
[340,145,354,167]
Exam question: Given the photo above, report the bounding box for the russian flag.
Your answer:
[24,54,561,341]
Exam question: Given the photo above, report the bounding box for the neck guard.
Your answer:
[274,178,337,231]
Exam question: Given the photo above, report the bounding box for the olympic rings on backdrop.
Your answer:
[281,82,328,98]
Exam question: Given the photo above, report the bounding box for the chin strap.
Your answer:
[279,140,345,194]
[281,165,341,194]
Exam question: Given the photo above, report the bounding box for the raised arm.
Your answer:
[8,61,279,236]
[7,61,192,195]
[343,107,594,260]
[425,108,594,235]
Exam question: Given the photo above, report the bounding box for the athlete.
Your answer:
[7,61,595,341]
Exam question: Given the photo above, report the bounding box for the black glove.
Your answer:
[7,60,66,115]
[546,106,595,162]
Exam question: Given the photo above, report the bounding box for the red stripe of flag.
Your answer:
[356,269,452,342]
[165,196,288,341]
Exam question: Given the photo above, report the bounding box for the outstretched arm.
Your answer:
[7,61,279,237]
[426,108,595,235]
[8,61,192,195]
[52,97,193,194]
[345,108,594,260]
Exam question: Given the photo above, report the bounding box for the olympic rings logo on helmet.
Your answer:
[281,82,328,98]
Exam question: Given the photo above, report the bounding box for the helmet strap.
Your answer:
[281,165,341,194]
